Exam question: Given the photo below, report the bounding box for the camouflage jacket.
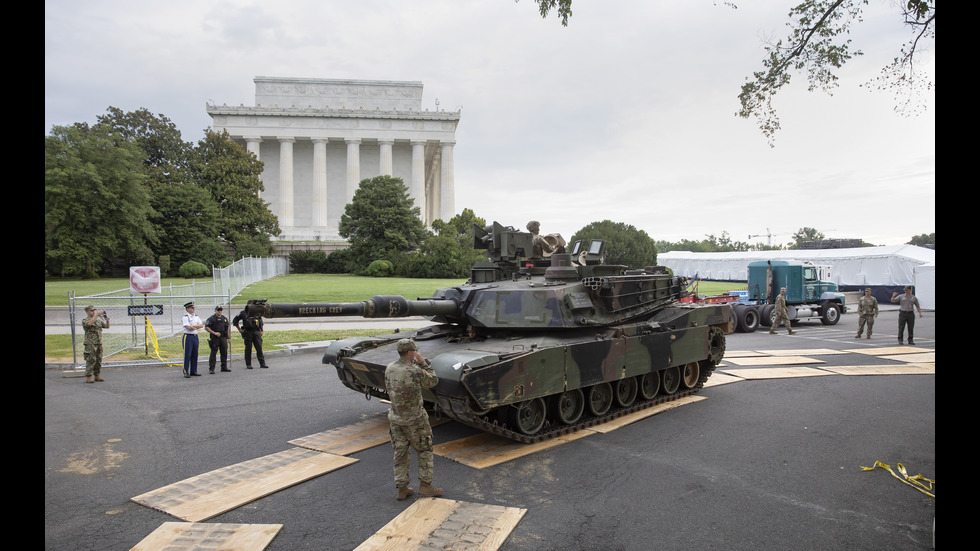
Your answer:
[774,293,788,315]
[857,295,879,316]
[82,316,107,346]
[385,357,438,426]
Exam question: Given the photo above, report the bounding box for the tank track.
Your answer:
[441,361,718,444]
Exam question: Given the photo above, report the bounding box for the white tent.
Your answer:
[658,246,935,308]
[914,261,935,310]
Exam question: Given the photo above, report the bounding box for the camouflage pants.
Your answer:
[84,343,103,377]
[771,313,792,333]
[389,417,434,488]
[856,315,875,336]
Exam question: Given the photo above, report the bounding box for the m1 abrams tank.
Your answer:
[247,222,733,443]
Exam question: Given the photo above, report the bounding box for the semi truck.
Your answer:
[681,259,847,333]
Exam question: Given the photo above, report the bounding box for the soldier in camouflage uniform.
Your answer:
[81,305,110,383]
[527,220,556,259]
[769,287,796,335]
[855,288,879,339]
[385,338,443,500]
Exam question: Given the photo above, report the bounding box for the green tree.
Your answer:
[570,220,657,268]
[403,208,487,278]
[907,232,934,247]
[148,181,227,271]
[789,227,826,249]
[191,129,280,257]
[338,175,430,274]
[45,123,157,277]
[95,107,193,189]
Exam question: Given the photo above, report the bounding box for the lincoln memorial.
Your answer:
[206,77,461,241]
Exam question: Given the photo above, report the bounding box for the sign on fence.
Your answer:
[127,305,164,316]
[130,266,161,294]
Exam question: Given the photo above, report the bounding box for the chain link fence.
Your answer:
[66,256,288,369]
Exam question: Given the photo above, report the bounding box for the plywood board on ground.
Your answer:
[722,356,825,366]
[881,352,935,364]
[703,372,745,388]
[722,351,769,358]
[753,349,849,356]
[844,346,931,356]
[354,498,526,551]
[588,395,706,434]
[289,413,449,455]
[434,430,593,470]
[130,522,282,551]
[719,366,834,380]
[131,448,357,522]
[819,365,935,376]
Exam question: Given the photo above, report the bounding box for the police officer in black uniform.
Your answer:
[205,305,231,373]
[233,300,269,369]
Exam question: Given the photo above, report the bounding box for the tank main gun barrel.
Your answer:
[245,295,459,319]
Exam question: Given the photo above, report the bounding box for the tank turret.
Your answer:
[249,221,733,442]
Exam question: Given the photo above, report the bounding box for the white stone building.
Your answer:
[206,77,460,241]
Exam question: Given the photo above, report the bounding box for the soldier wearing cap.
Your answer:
[205,305,231,373]
[891,285,923,345]
[233,300,269,369]
[81,305,110,383]
[769,287,796,335]
[855,288,879,339]
[181,301,205,378]
[384,338,443,500]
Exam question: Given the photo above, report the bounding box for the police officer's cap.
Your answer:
[184,301,195,308]
[396,339,418,353]
[215,305,223,310]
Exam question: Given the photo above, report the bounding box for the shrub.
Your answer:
[290,250,329,273]
[178,260,210,278]
[364,259,395,277]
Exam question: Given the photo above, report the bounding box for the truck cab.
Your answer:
[747,259,847,326]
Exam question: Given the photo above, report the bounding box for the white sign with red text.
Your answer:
[130,266,162,294]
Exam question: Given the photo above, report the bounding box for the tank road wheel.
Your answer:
[662,366,681,395]
[681,362,700,389]
[614,377,639,407]
[509,397,547,435]
[639,372,660,400]
[708,326,727,364]
[549,389,585,425]
[586,383,614,416]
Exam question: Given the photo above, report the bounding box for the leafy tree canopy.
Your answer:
[570,220,657,268]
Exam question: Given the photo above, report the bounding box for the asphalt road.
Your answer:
[44,309,935,550]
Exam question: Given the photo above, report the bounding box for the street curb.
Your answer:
[47,343,331,372]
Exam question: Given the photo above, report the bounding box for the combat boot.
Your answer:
[95,375,105,382]
[418,481,443,497]
[85,376,94,383]
[396,486,414,500]
[788,330,796,335]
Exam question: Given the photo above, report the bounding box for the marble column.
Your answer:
[346,138,361,205]
[379,139,394,176]
[411,140,426,222]
[278,137,295,228]
[312,139,328,228]
[244,137,262,198]
[440,140,455,222]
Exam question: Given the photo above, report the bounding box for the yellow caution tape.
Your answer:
[860,461,935,498]
[146,318,182,367]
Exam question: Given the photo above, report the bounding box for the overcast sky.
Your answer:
[45,0,935,247]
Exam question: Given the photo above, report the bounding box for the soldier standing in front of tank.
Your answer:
[527,220,556,259]
[769,287,796,335]
[385,338,443,501]
[891,285,923,345]
[205,305,231,373]
[854,288,879,339]
[82,305,110,383]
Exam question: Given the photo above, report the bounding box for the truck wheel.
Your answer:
[736,306,759,333]
[759,304,774,327]
[820,303,840,325]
